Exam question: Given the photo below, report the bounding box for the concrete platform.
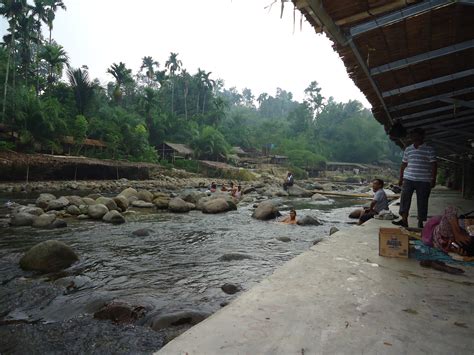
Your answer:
[157,189,474,354]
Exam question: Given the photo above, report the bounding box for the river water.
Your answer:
[0,192,364,354]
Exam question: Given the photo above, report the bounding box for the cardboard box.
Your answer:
[379,228,409,258]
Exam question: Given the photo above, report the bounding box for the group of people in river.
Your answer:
[208,181,242,199]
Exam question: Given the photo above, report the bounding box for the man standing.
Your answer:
[393,128,437,228]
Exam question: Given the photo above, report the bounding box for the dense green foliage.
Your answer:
[0,0,401,167]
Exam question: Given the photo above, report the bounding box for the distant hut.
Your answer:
[157,142,194,162]
[232,146,249,158]
[61,136,107,155]
[270,155,288,165]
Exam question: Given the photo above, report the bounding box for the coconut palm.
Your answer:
[181,69,191,120]
[200,70,214,114]
[67,66,94,115]
[106,62,132,103]
[31,0,48,94]
[165,52,182,114]
[39,43,68,85]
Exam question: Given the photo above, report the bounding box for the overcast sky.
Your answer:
[1,0,370,106]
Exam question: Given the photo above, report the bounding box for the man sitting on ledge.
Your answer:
[358,179,389,225]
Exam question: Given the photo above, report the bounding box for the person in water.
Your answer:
[358,179,389,225]
[221,184,228,192]
[280,209,297,225]
[233,185,242,200]
[210,182,217,193]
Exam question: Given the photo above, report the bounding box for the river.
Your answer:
[0,191,364,354]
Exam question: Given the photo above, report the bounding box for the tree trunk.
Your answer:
[196,91,200,114]
[171,79,174,114]
[202,91,207,114]
[184,86,188,120]
[2,23,16,122]
[36,24,41,96]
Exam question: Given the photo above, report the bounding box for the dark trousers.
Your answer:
[283,182,293,191]
[399,179,431,221]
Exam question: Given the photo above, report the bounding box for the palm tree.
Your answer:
[67,66,94,115]
[194,68,205,114]
[106,62,132,103]
[165,52,182,114]
[154,69,167,87]
[140,56,159,85]
[139,87,158,142]
[44,0,66,44]
[40,43,68,85]
[181,69,191,120]
[32,0,48,94]
[1,0,28,121]
[201,70,214,114]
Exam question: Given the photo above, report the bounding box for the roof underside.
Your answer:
[294,0,474,161]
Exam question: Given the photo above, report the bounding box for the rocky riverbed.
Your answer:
[0,178,370,354]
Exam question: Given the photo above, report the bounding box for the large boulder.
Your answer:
[287,185,313,197]
[137,189,154,202]
[263,187,288,197]
[202,198,233,214]
[19,240,78,273]
[10,212,37,227]
[119,187,138,201]
[168,198,191,213]
[35,193,56,209]
[66,205,81,216]
[46,196,70,211]
[17,206,44,216]
[297,215,323,226]
[102,210,125,224]
[150,310,210,331]
[180,190,208,204]
[311,193,327,201]
[88,204,109,219]
[221,283,241,295]
[252,200,281,220]
[82,197,96,206]
[131,200,155,208]
[153,197,170,210]
[113,195,129,211]
[32,213,56,228]
[65,195,84,207]
[96,197,118,211]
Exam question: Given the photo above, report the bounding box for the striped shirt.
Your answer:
[402,143,436,182]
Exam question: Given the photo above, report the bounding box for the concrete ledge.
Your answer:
[158,191,474,354]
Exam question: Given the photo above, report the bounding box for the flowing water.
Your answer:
[0,191,364,354]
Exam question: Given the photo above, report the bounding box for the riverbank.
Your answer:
[157,188,474,354]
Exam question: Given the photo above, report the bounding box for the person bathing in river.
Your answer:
[233,185,242,200]
[210,182,217,193]
[358,179,389,225]
[280,209,297,225]
[221,183,228,192]
[283,172,294,191]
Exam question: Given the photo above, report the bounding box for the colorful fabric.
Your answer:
[422,215,442,247]
[432,206,458,253]
[402,143,436,182]
[412,240,474,266]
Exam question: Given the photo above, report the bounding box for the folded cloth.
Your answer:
[412,240,474,265]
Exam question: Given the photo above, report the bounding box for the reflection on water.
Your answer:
[0,194,364,351]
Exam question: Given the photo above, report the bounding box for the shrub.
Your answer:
[174,159,200,173]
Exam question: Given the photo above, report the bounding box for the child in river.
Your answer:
[280,209,297,225]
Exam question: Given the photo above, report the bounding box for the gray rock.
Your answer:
[168,197,191,213]
[19,240,78,273]
[242,186,256,194]
[329,227,339,236]
[202,198,231,214]
[17,206,44,216]
[82,197,96,206]
[180,190,208,204]
[132,229,152,237]
[96,197,118,211]
[287,185,313,197]
[66,205,81,216]
[88,204,109,219]
[252,200,281,220]
[77,214,90,220]
[150,310,210,331]
[78,205,89,215]
[102,210,125,224]
[10,212,37,227]
[297,215,323,226]
[218,253,252,262]
[87,193,102,200]
[35,193,56,209]
[32,213,56,228]
[46,196,70,211]
[313,238,323,245]
[221,283,240,295]
[119,187,138,200]
[51,219,67,229]
[113,195,129,211]
[94,302,146,324]
[131,200,155,208]
[137,189,154,202]
[311,193,327,201]
[65,195,84,207]
[153,197,170,210]
[276,236,291,242]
